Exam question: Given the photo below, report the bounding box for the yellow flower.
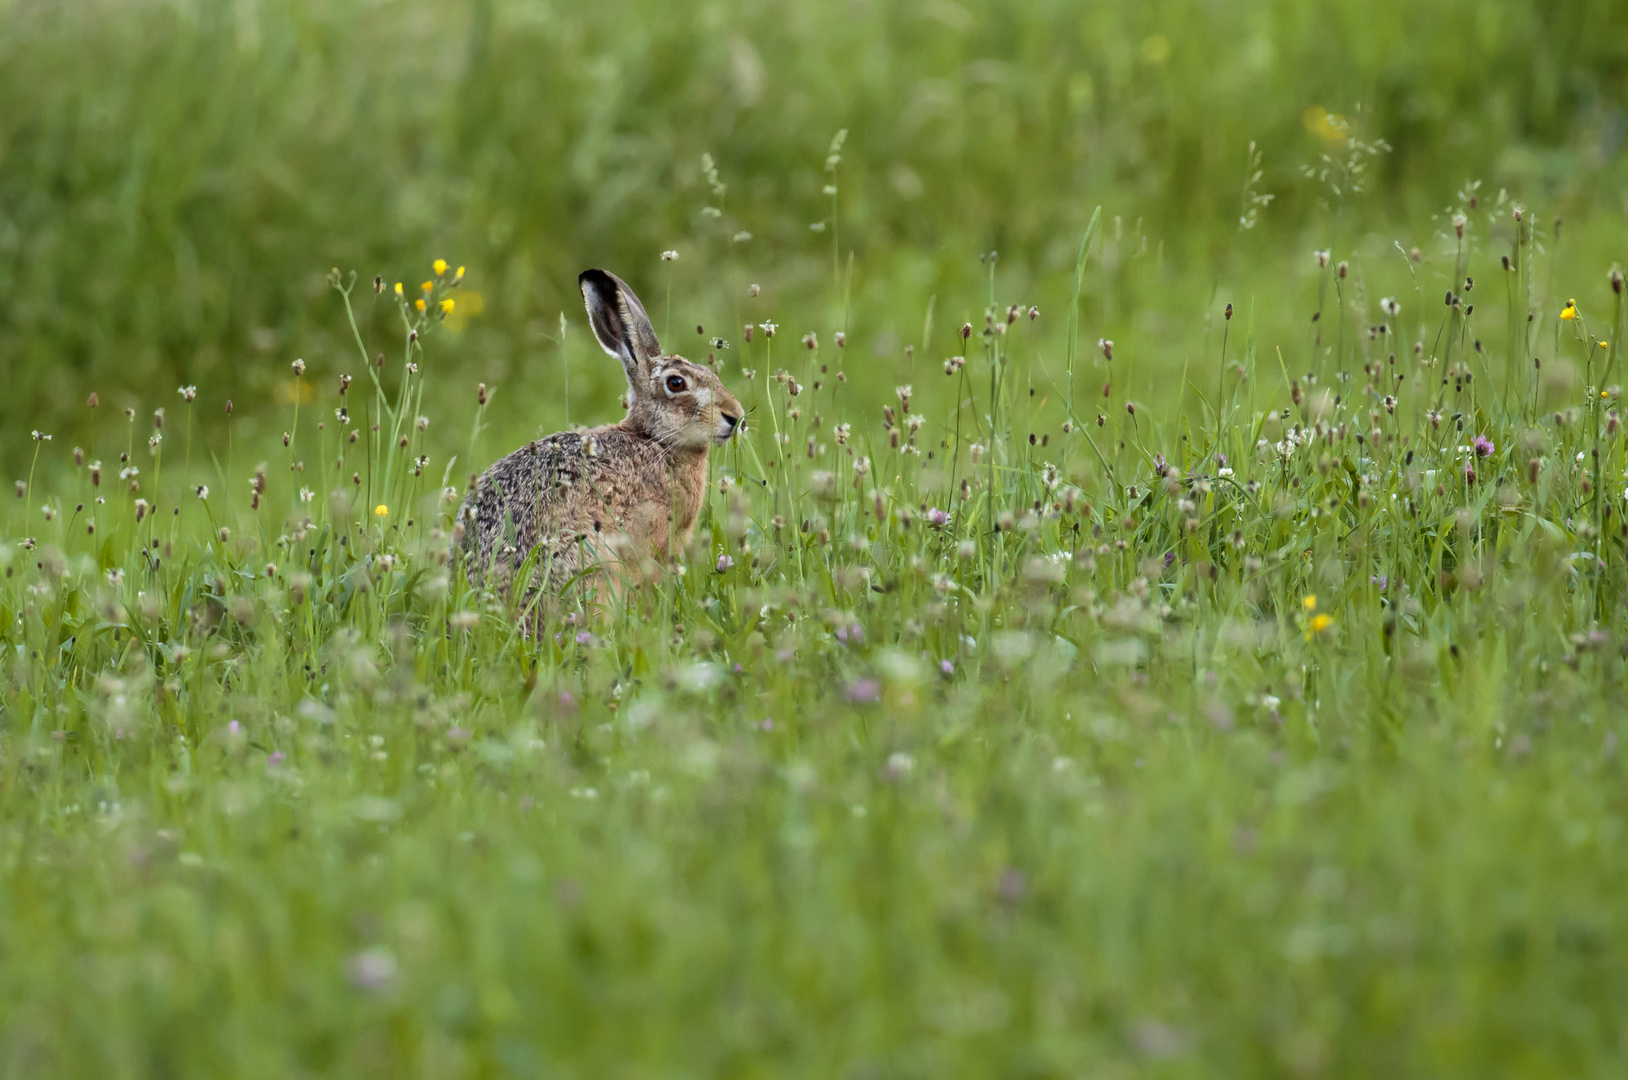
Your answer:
[374,504,389,517]
[439,298,455,314]
[393,281,404,298]
[1561,299,1577,320]
[1302,594,1317,611]
[432,258,448,276]
[1301,106,1348,143]
[414,298,426,312]
[1306,613,1334,637]
[453,265,466,284]
[421,280,434,293]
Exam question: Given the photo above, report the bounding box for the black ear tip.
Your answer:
[579,268,612,295]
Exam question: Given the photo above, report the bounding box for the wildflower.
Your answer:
[439,298,455,315]
[660,250,679,262]
[802,332,818,350]
[926,507,948,527]
[1381,296,1400,317]
[178,385,197,402]
[345,948,398,994]
[414,299,426,312]
[940,659,954,676]
[13,481,22,499]
[374,505,388,517]
[716,553,734,572]
[1472,435,1495,458]
[759,321,777,338]
[1307,613,1333,637]
[433,258,448,276]
[846,678,881,704]
[834,332,846,348]
[87,392,99,408]
[420,281,433,294]
[1561,299,1578,320]
[394,282,404,297]
[1302,595,1317,611]
[31,430,51,442]
[1097,338,1113,361]
[453,266,465,284]
[195,485,208,499]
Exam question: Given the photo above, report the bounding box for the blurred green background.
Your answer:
[2,0,1626,460]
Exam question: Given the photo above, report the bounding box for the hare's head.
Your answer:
[581,269,743,451]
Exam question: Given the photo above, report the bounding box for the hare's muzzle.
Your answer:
[714,411,741,443]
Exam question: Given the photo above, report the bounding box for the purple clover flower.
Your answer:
[846,678,881,704]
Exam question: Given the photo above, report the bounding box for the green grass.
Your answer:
[5,1,1628,1076]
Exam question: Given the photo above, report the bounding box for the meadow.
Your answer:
[4,0,1628,1076]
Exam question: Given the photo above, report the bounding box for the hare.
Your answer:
[454,269,743,604]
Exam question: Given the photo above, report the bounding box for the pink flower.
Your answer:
[716,553,734,572]
[926,507,948,527]
[846,679,881,704]
[1472,435,1495,458]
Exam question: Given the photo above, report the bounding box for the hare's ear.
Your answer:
[580,269,661,385]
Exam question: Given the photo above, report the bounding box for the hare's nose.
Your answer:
[721,412,740,432]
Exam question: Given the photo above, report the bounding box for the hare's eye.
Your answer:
[665,375,688,394]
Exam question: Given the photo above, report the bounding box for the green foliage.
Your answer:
[2,0,1627,437]
[3,1,1628,1075]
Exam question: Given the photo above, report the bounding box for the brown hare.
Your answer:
[454,269,743,605]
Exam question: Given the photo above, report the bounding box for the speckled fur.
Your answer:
[454,270,741,605]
